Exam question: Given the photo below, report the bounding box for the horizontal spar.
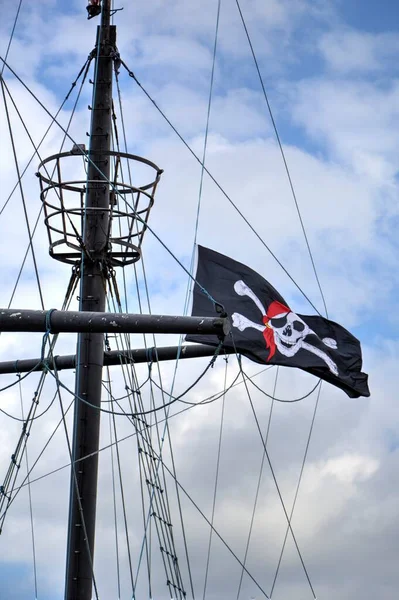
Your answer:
[0,309,230,336]
[0,344,236,374]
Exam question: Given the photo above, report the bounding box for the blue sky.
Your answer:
[1,1,399,599]
[342,0,398,33]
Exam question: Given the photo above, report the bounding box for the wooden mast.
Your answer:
[65,1,114,597]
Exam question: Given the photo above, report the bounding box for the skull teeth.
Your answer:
[280,339,297,347]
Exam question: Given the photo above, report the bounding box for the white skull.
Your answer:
[269,311,312,357]
[230,280,339,375]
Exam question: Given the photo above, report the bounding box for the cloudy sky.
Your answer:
[0,0,399,598]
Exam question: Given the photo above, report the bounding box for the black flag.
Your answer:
[186,246,370,398]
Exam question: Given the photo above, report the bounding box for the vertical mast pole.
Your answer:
[65,1,114,598]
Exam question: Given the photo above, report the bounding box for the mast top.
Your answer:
[86,1,102,20]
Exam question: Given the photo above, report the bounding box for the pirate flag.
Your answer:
[186,245,370,398]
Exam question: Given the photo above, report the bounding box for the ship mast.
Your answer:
[65,1,114,597]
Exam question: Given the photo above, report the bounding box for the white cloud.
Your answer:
[319,28,399,74]
[320,453,379,483]
[288,77,399,181]
[0,1,399,599]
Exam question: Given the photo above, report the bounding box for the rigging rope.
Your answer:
[53,364,100,600]
[136,407,186,599]
[0,369,49,531]
[135,408,154,599]
[5,362,273,508]
[0,271,80,528]
[269,383,323,597]
[43,341,224,417]
[0,386,58,423]
[0,54,324,317]
[130,262,196,597]
[102,307,137,595]
[108,368,136,595]
[108,361,272,405]
[138,437,271,599]
[107,407,122,599]
[0,0,23,77]
[202,353,227,600]
[235,352,317,598]
[183,0,222,322]
[119,59,324,318]
[108,359,184,598]
[105,286,188,598]
[111,83,192,597]
[124,259,196,599]
[149,364,319,406]
[0,57,91,216]
[243,370,321,403]
[3,347,273,526]
[17,374,38,599]
[235,0,328,318]
[1,75,88,252]
[0,396,75,524]
[107,355,249,600]
[236,366,279,600]
[3,378,270,598]
[1,77,45,309]
[2,55,220,312]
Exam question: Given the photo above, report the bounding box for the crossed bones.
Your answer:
[231,280,339,376]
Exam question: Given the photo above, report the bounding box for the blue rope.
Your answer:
[45,308,56,333]
[40,308,57,364]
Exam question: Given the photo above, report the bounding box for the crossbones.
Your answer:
[231,280,338,375]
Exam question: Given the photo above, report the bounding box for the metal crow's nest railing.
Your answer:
[37,149,163,266]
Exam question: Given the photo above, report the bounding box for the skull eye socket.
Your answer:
[270,315,287,328]
[293,321,305,332]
